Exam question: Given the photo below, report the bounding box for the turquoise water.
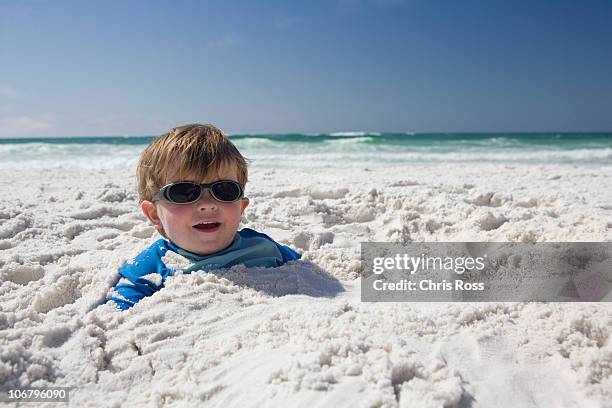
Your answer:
[2,132,612,147]
[1,133,611,169]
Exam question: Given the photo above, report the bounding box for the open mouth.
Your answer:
[193,222,221,232]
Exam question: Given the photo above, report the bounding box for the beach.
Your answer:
[1,134,612,407]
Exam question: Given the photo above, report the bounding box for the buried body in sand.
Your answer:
[0,132,611,407]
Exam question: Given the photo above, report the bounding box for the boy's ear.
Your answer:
[141,201,163,231]
[241,197,250,213]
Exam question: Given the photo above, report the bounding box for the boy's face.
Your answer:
[141,163,249,255]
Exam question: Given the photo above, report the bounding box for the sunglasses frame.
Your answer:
[153,180,244,204]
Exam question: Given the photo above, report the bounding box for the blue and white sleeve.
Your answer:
[106,239,175,311]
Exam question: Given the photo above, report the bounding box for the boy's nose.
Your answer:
[197,190,218,210]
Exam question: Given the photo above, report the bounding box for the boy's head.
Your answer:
[138,124,249,255]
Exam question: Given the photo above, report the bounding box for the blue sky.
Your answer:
[1,0,611,137]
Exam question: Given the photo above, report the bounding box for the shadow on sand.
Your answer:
[207,260,345,298]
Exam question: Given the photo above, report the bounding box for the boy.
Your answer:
[107,124,300,310]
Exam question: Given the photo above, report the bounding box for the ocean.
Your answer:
[1,132,611,170]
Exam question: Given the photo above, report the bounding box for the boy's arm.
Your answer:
[106,239,174,310]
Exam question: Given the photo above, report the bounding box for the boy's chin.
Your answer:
[184,236,235,256]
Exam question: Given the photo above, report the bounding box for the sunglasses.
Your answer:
[153,180,244,204]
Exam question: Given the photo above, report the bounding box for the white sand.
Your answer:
[1,163,611,407]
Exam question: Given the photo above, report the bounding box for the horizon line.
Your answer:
[2,130,612,140]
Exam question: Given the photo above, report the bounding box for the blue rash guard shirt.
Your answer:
[107,228,301,311]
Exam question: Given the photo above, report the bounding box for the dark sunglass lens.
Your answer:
[211,181,241,201]
[167,183,201,203]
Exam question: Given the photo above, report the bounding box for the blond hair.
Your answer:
[137,124,248,203]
